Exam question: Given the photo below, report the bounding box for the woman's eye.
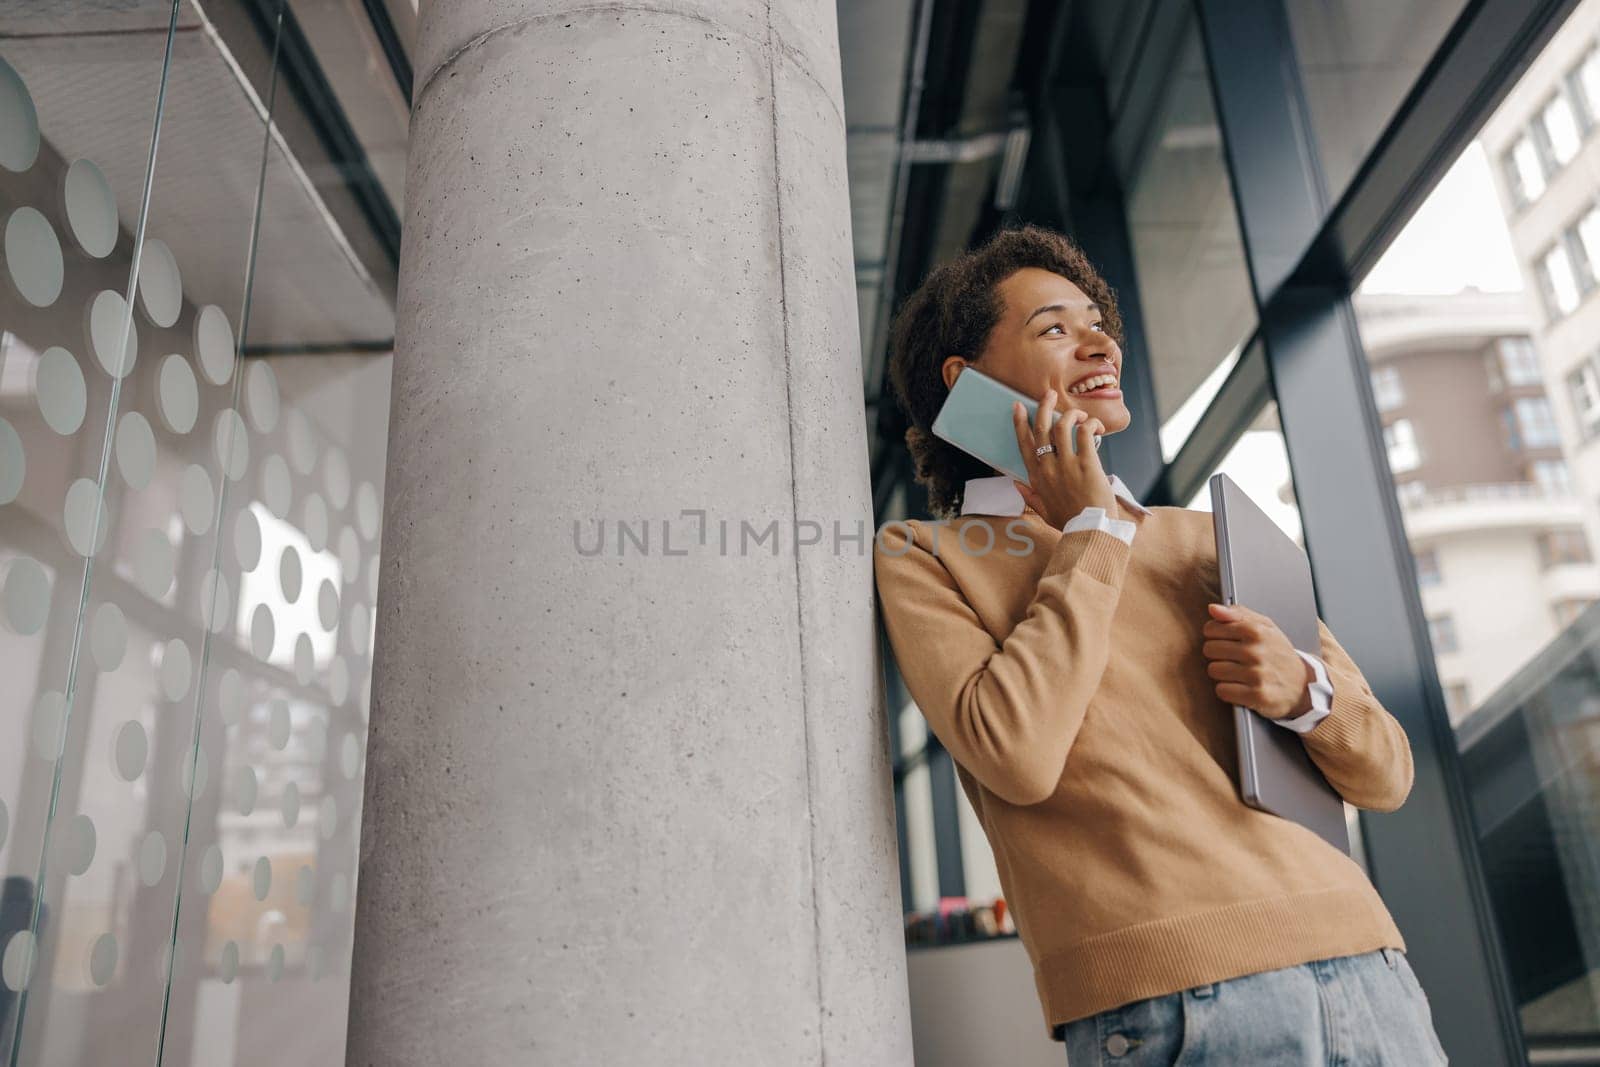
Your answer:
[1091,322,1105,332]
[1045,323,1064,335]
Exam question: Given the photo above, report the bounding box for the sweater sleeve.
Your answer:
[873,520,1134,806]
[1298,616,1415,813]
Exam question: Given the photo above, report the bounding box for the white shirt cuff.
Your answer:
[1061,505,1136,545]
[1270,649,1334,733]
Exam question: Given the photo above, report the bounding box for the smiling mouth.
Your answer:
[1066,373,1121,397]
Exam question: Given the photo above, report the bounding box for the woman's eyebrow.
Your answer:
[1024,300,1100,325]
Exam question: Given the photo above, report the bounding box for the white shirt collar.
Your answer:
[958,472,1151,518]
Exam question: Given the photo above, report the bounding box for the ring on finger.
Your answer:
[1035,443,1055,456]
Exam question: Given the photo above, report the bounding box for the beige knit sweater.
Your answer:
[872,495,1413,1038]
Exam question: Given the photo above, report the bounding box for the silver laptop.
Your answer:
[1209,472,1351,855]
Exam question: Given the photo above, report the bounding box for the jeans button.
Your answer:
[1105,1032,1131,1056]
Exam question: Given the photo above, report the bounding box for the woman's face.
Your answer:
[940,266,1131,435]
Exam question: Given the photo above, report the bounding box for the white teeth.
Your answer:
[1068,374,1117,395]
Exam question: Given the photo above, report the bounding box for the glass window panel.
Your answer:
[1124,20,1255,462]
[0,6,396,1065]
[1542,91,1584,165]
[1372,364,1405,410]
[1513,135,1548,203]
[1577,47,1600,124]
[1354,9,1600,1050]
[1285,0,1469,202]
[1544,243,1581,314]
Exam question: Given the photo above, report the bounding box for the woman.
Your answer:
[873,224,1448,1064]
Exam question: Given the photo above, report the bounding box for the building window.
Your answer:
[1428,614,1460,655]
[1538,528,1593,568]
[1577,207,1600,284]
[1507,134,1547,206]
[1568,356,1600,439]
[1574,47,1600,129]
[1442,682,1471,721]
[1514,396,1562,448]
[1553,598,1596,627]
[1498,337,1543,386]
[1370,365,1404,411]
[1414,547,1441,587]
[1531,458,1575,495]
[1396,479,1428,507]
[1540,91,1583,167]
[1384,418,1421,472]
[1540,242,1582,316]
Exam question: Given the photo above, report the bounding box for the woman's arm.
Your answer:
[1298,618,1415,813]
[873,521,1133,806]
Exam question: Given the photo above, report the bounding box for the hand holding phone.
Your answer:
[1009,387,1115,528]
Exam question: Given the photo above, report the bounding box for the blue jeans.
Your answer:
[1061,947,1448,1065]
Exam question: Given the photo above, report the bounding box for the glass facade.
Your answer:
[0,5,398,1063]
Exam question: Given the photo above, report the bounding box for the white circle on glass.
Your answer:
[180,746,207,799]
[34,346,85,435]
[88,933,117,987]
[281,780,300,828]
[136,237,181,327]
[245,360,279,432]
[3,555,49,635]
[252,856,271,901]
[132,528,174,600]
[199,843,222,893]
[293,633,313,686]
[262,454,290,518]
[112,719,147,781]
[251,603,275,661]
[64,477,109,557]
[194,305,234,385]
[63,813,95,875]
[180,464,214,535]
[328,655,349,706]
[115,410,155,489]
[317,579,338,631]
[285,408,315,475]
[90,602,126,671]
[267,943,284,982]
[355,481,379,540]
[88,289,138,379]
[218,667,243,726]
[350,602,369,656]
[2,929,36,992]
[367,555,380,603]
[31,689,64,761]
[64,159,116,257]
[6,207,63,307]
[324,447,350,510]
[138,830,166,886]
[268,698,290,750]
[0,57,40,172]
[159,637,192,701]
[318,794,338,840]
[296,865,315,906]
[157,353,198,434]
[340,733,360,779]
[219,941,238,984]
[200,568,230,635]
[234,764,257,816]
[303,493,328,552]
[234,506,261,571]
[338,527,359,583]
[279,545,301,602]
[0,417,22,503]
[330,872,349,913]
[212,408,248,482]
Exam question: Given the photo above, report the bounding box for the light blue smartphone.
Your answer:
[930,367,1100,486]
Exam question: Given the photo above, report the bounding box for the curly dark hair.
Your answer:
[885,222,1124,519]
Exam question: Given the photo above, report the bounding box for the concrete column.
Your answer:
[346,3,912,1064]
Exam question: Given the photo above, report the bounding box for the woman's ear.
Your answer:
[941,355,968,391]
